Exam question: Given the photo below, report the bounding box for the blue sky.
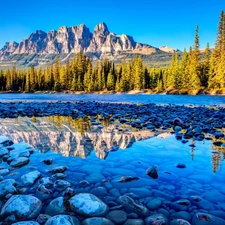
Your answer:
[0,0,224,50]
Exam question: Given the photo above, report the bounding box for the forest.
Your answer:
[0,10,224,94]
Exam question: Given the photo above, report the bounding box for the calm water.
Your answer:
[1,93,225,105]
[1,116,225,223]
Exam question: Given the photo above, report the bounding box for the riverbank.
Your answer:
[1,88,225,96]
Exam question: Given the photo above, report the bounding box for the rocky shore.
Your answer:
[0,101,225,224]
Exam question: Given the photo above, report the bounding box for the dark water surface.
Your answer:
[1,93,225,105]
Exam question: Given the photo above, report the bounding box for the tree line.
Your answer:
[0,10,224,94]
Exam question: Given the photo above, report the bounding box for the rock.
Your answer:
[176,163,186,168]
[82,217,114,225]
[0,148,8,157]
[39,177,53,187]
[145,214,168,225]
[0,139,14,147]
[171,199,190,211]
[45,197,67,216]
[153,190,175,201]
[45,215,80,225]
[54,180,70,191]
[63,188,76,197]
[47,166,68,174]
[11,222,40,225]
[0,179,17,198]
[107,210,127,224]
[170,219,191,225]
[36,184,52,200]
[146,198,162,210]
[192,212,225,225]
[86,173,105,183]
[36,214,51,225]
[91,187,108,196]
[190,196,215,211]
[146,165,158,179]
[117,176,140,183]
[117,195,149,218]
[10,157,29,167]
[52,173,67,179]
[128,187,152,198]
[1,195,42,220]
[124,219,144,225]
[69,193,109,217]
[0,168,10,176]
[202,189,225,203]
[42,158,54,165]
[170,211,191,221]
[21,170,42,185]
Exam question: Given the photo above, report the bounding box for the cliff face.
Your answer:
[0,117,155,159]
[0,22,165,66]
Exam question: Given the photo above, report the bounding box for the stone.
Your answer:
[124,219,144,225]
[42,158,54,165]
[45,197,67,216]
[54,180,70,191]
[82,217,114,225]
[12,222,40,225]
[45,215,80,225]
[170,219,191,225]
[39,177,53,187]
[10,157,29,167]
[190,196,215,211]
[0,179,17,198]
[21,170,42,185]
[117,195,149,218]
[36,214,51,225]
[0,148,8,157]
[128,187,152,198]
[69,193,109,217]
[47,166,68,174]
[192,212,225,225]
[0,168,10,176]
[1,195,42,220]
[146,165,158,179]
[171,199,190,211]
[146,198,162,210]
[145,214,168,225]
[171,211,191,221]
[106,210,127,224]
[118,176,140,183]
[86,173,105,184]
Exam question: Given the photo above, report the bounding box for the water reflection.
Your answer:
[0,116,155,160]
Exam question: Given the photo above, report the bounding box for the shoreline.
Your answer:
[1,89,225,96]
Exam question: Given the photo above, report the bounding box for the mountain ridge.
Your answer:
[0,22,180,68]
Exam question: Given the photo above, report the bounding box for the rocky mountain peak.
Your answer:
[159,45,180,53]
[94,22,109,36]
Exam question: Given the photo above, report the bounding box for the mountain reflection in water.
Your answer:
[0,116,156,159]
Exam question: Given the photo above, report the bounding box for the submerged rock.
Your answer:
[47,166,68,174]
[0,179,17,198]
[10,157,29,167]
[45,215,80,225]
[192,212,225,225]
[117,195,149,218]
[106,210,127,224]
[11,222,40,225]
[69,193,109,217]
[146,165,159,179]
[21,170,42,185]
[145,214,168,225]
[1,195,42,220]
[117,176,140,183]
[82,217,114,225]
[45,197,67,216]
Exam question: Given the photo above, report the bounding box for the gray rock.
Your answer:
[107,210,127,224]
[0,148,8,157]
[10,157,29,167]
[117,195,149,218]
[128,188,152,198]
[170,219,191,225]
[192,212,225,225]
[171,211,191,221]
[190,196,215,211]
[171,199,190,211]
[54,180,70,191]
[39,177,53,187]
[45,197,67,216]
[124,219,144,225]
[69,193,109,217]
[86,173,105,183]
[146,198,162,210]
[145,214,168,225]
[36,214,51,225]
[21,170,42,185]
[47,166,68,174]
[82,217,114,225]
[1,195,42,220]
[12,222,40,225]
[0,169,10,176]
[45,215,80,225]
[0,179,17,198]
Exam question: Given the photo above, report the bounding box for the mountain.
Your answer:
[159,46,180,53]
[0,23,177,68]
